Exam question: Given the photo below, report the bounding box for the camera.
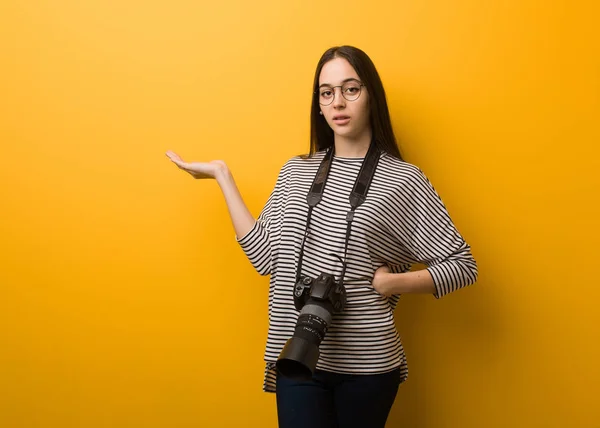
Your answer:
[276,273,347,380]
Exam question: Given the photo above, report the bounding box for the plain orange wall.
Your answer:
[1,1,598,427]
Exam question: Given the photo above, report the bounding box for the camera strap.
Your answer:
[295,140,382,285]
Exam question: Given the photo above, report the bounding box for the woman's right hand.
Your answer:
[165,150,228,180]
[166,150,255,239]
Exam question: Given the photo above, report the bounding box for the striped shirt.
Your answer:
[237,150,478,392]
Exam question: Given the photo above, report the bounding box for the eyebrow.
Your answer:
[318,77,361,88]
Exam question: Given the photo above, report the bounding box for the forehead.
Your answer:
[319,57,360,86]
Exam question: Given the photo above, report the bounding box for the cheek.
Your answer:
[356,100,370,122]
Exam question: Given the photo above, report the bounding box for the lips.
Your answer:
[332,115,351,125]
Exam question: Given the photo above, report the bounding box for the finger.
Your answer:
[169,156,187,168]
[165,151,184,163]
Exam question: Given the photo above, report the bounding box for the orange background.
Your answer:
[1,1,598,427]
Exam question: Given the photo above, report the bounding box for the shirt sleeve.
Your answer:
[393,166,479,298]
[236,162,288,276]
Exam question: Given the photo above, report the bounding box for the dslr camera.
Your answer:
[276,273,347,380]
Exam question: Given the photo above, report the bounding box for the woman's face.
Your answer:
[318,57,370,140]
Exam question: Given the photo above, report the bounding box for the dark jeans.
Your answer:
[275,367,401,428]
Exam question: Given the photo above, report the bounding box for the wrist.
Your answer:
[375,272,396,297]
[215,164,232,186]
[383,272,398,296]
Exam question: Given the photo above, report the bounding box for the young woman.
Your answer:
[166,45,478,428]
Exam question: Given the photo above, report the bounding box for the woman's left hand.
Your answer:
[372,265,393,297]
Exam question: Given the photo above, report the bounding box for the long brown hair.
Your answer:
[309,45,403,160]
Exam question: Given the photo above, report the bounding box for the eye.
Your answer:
[344,85,360,94]
[320,90,333,98]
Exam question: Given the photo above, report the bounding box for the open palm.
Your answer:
[165,150,226,179]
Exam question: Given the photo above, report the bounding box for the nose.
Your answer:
[332,87,346,109]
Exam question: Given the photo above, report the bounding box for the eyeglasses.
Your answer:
[316,81,365,106]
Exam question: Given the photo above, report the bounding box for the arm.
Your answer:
[373,266,436,297]
[235,167,286,276]
[373,166,478,298]
[215,167,256,239]
[166,151,279,275]
[166,151,256,238]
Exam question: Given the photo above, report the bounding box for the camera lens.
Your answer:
[276,302,332,380]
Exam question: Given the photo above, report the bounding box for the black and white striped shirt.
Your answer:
[237,150,478,392]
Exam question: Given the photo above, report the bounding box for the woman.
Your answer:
[166,45,478,428]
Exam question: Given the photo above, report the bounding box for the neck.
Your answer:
[334,129,372,158]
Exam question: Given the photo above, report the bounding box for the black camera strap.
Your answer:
[295,140,381,285]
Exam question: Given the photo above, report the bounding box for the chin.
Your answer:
[334,128,359,139]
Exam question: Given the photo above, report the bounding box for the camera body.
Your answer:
[276,273,347,380]
[293,273,347,313]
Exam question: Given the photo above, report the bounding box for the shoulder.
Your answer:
[279,151,326,174]
[268,152,326,189]
[378,153,444,202]
[378,152,430,187]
